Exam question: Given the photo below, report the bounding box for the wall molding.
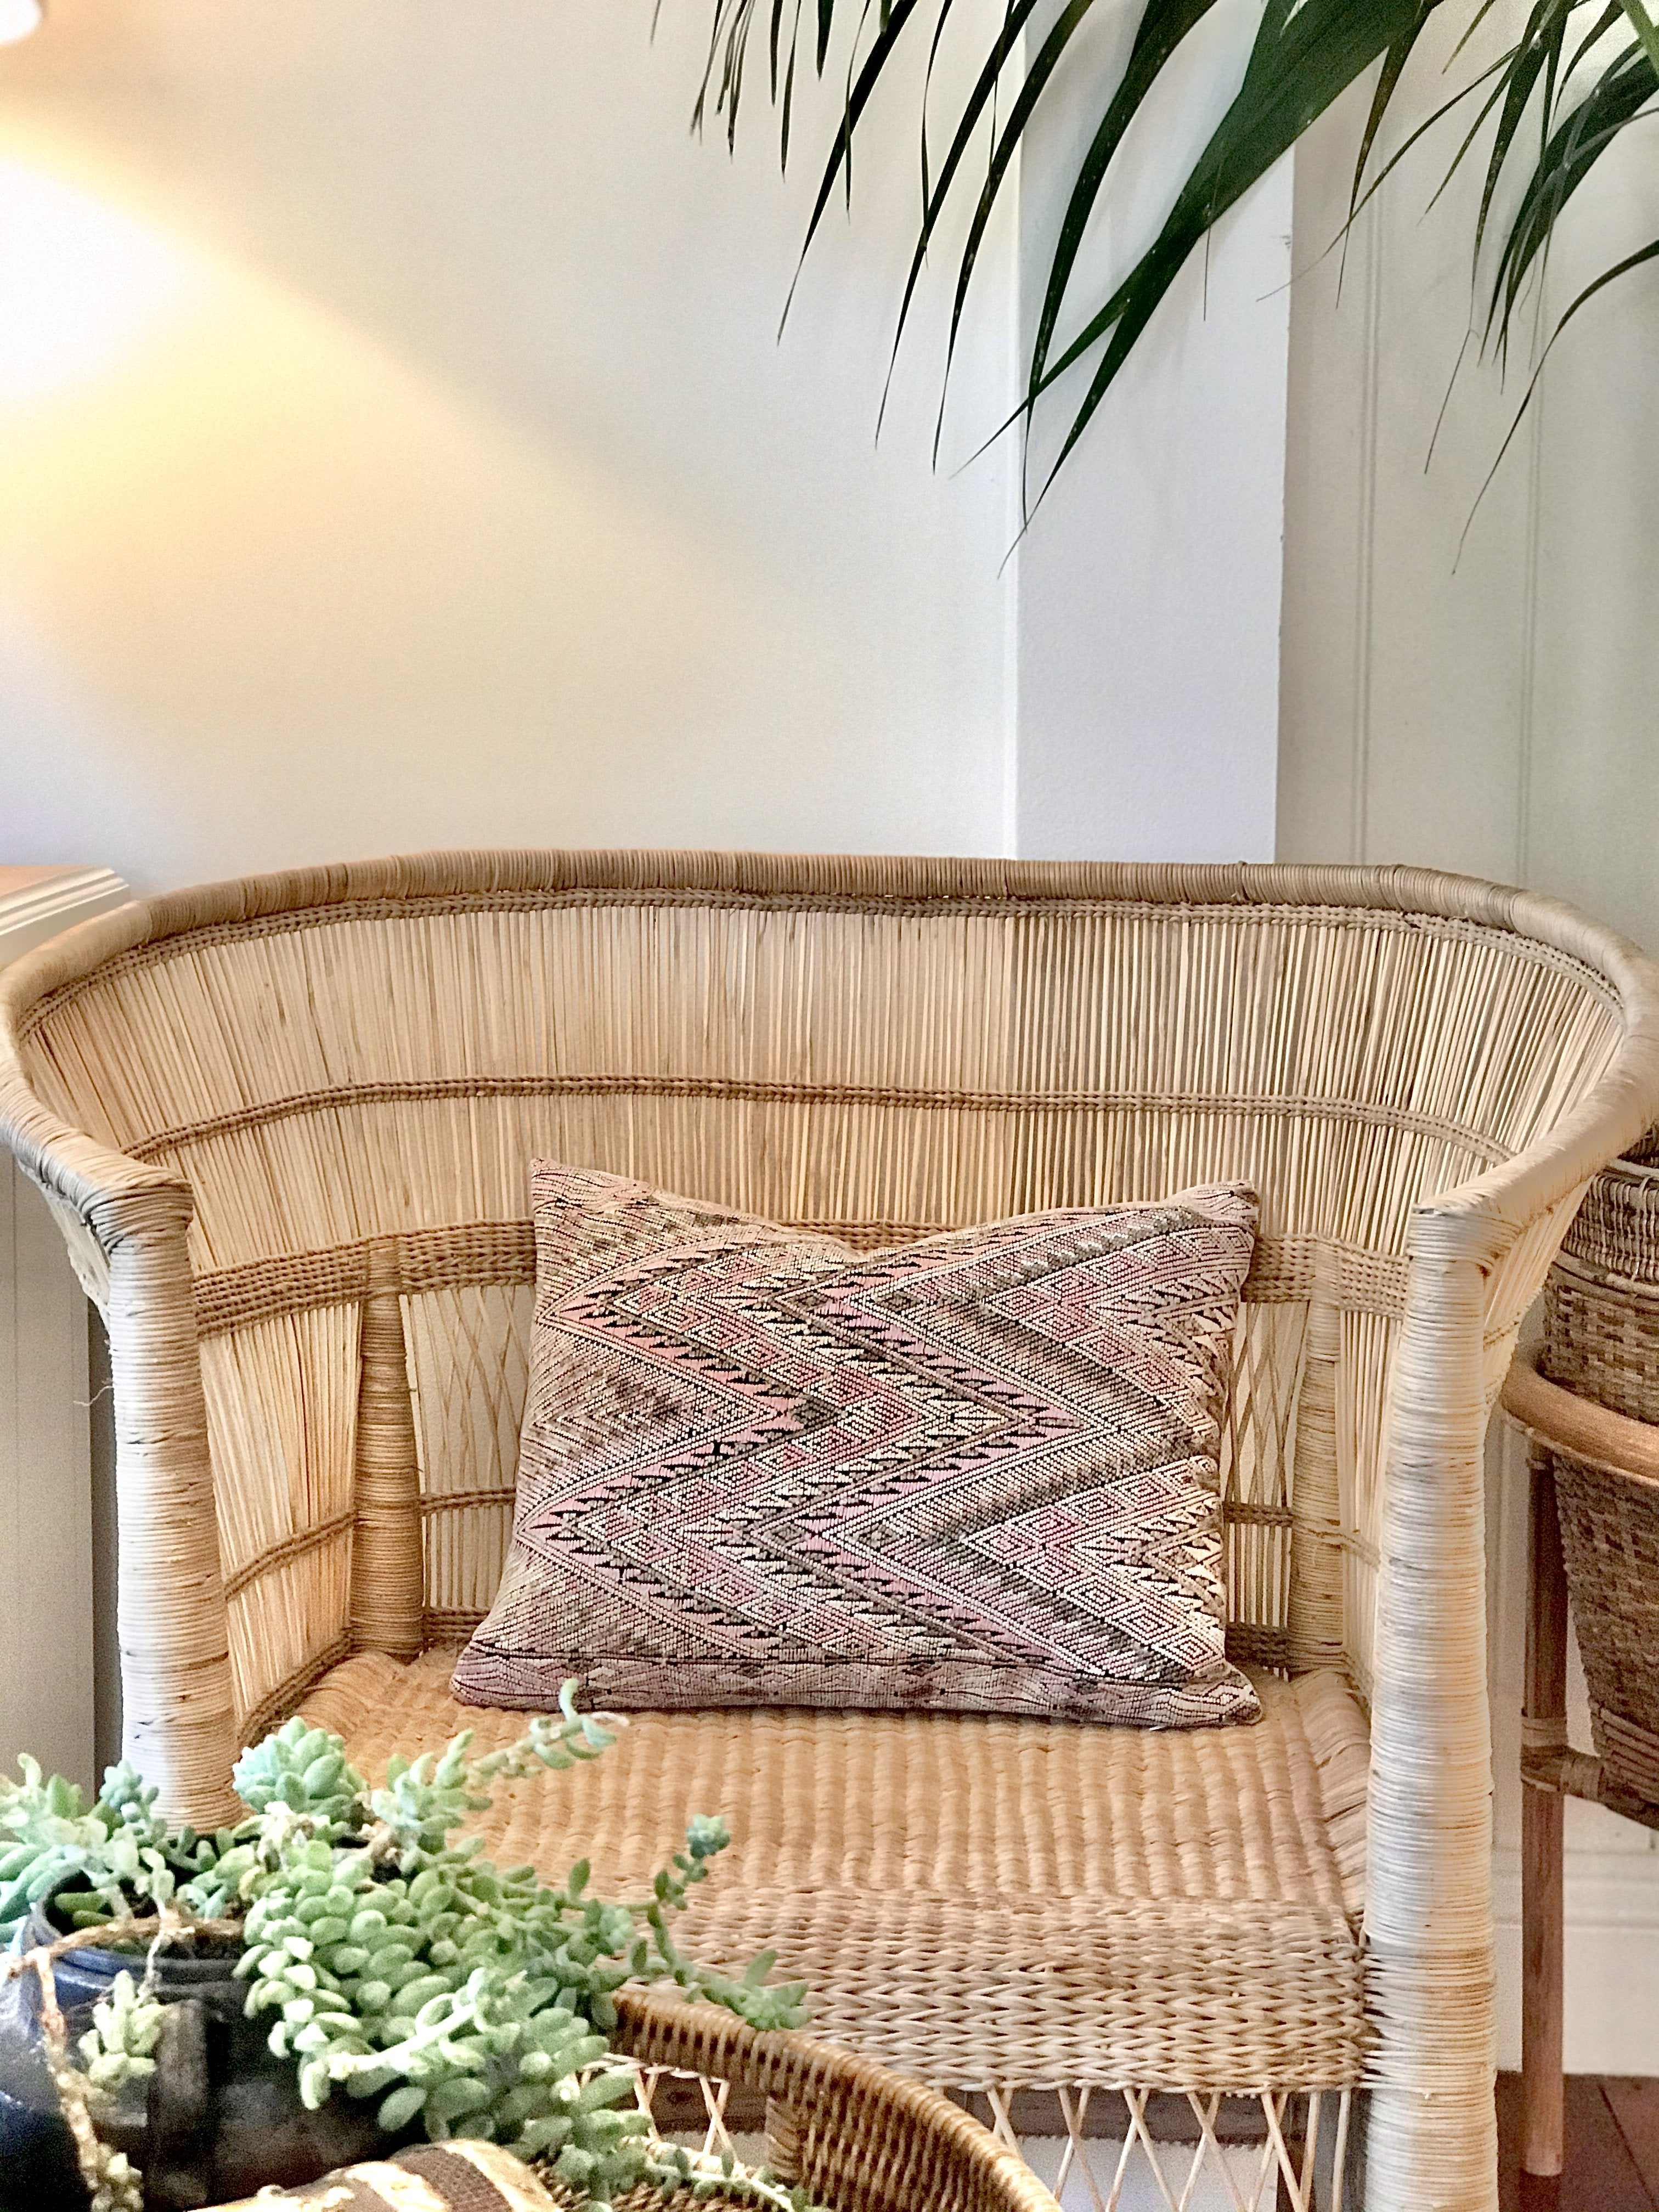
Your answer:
[0,863,129,1796]
[1494,1844,1659,2074]
[0,865,129,965]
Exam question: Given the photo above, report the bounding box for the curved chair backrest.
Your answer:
[2,851,1657,1831]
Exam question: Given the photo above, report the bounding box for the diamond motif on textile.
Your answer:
[453,1165,1260,1727]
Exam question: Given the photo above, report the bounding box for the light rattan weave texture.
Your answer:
[303,1651,1370,2091]
[5,850,1659,2212]
[610,1989,1060,2212]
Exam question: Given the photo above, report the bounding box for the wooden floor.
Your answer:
[1499,2075,1659,2210]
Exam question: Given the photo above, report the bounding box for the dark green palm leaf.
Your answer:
[1491,39,1657,348]
[1021,0,1432,502]
[1353,1,1444,211]
[1022,0,1229,416]
[698,0,1659,495]
[1472,2,1565,264]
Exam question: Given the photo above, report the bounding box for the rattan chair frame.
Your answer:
[4,850,1659,2212]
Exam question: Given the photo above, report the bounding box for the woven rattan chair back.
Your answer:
[4,851,1659,2212]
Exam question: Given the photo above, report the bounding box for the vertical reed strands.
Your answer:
[1288,1246,1346,1673]
[1,852,1656,2212]
[405,1283,531,1621]
[201,1307,358,1727]
[1365,1242,1500,2212]
[103,1188,240,1827]
[350,1239,424,1657]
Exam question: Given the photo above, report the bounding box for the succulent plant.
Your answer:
[233,1718,365,1834]
[7,1685,812,2212]
[0,1757,179,1941]
[77,1971,165,2100]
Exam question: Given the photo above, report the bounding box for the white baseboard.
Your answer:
[1494,1842,1659,2073]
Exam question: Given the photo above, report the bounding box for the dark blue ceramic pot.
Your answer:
[0,1910,396,2212]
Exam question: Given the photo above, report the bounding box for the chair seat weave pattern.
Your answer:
[303,1652,1370,2092]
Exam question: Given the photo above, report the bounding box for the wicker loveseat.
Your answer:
[4,851,1658,2212]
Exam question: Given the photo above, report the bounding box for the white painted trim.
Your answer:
[1494,1844,1659,1936]
[0,862,128,1796]
[0,864,129,964]
[1494,1844,1659,2074]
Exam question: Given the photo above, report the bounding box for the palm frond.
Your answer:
[698,0,1659,494]
[1488,31,1658,353]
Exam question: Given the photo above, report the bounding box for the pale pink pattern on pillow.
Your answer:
[452,1165,1260,1728]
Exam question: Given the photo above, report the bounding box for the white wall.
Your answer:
[1011,0,1289,862]
[0,866,129,1797]
[1279,19,1659,943]
[0,1,1287,891]
[1278,21,1659,2071]
[0,1,1012,886]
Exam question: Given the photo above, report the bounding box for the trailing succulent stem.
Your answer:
[0,1758,175,1939]
[5,1684,811,2212]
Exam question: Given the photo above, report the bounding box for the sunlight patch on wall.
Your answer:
[0,122,842,872]
[0,154,210,412]
[0,0,42,46]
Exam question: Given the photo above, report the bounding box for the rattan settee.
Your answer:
[4,851,1658,2212]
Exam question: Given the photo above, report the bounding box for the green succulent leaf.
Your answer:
[234,1720,368,1833]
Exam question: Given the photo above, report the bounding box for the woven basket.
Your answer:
[1539,1148,1659,1806]
[202,1991,1056,2212]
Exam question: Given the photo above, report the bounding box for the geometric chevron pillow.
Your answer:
[450,1163,1261,1730]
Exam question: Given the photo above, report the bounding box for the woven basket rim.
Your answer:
[1549,1248,1659,1307]
[1584,1152,1659,1198]
[1558,1154,1659,1289]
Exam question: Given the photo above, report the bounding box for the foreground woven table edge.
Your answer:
[200,1993,1063,2211]
[203,2139,556,2209]
[611,1987,1062,2211]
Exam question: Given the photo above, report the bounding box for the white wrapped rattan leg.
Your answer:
[1364,1242,1500,2212]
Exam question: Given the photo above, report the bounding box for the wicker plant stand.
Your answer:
[200,1991,1057,2212]
[1500,1148,1659,2205]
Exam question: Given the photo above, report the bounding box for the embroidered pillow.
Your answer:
[452,1165,1260,1729]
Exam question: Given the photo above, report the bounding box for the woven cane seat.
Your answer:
[302,1652,1370,2093]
